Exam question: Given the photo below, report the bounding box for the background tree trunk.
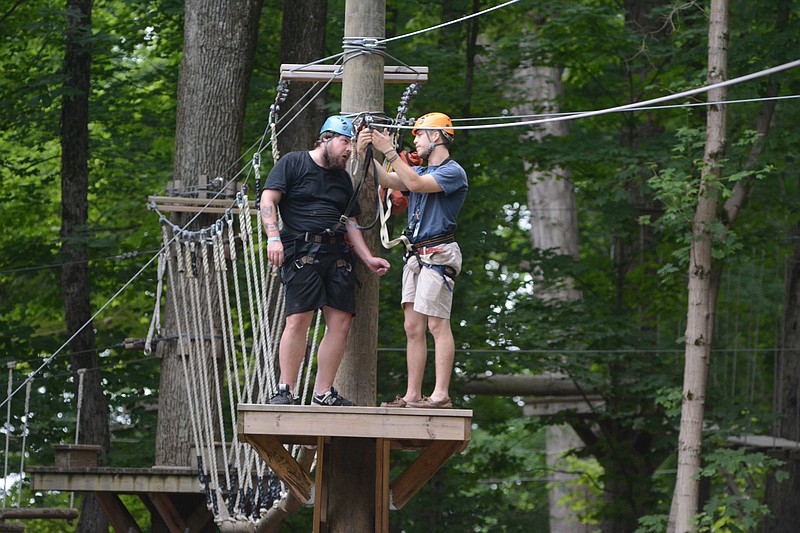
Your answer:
[763,221,800,532]
[673,1,729,530]
[154,0,263,529]
[514,21,590,533]
[156,0,263,466]
[60,1,110,530]
[276,0,327,155]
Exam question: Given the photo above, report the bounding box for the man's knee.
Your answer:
[427,317,451,338]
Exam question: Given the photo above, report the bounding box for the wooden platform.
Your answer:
[237,404,472,532]
[28,445,213,533]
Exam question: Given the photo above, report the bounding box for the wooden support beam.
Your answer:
[280,64,427,83]
[147,195,256,215]
[0,508,78,520]
[28,466,203,493]
[184,500,215,533]
[375,439,391,532]
[523,395,605,416]
[238,434,313,506]
[312,437,328,533]
[389,440,463,510]
[459,374,594,397]
[93,492,141,533]
[144,493,187,533]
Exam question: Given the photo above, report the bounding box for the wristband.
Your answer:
[386,153,399,164]
[267,236,281,243]
[383,149,397,157]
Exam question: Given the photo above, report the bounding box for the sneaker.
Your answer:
[312,387,353,406]
[269,384,297,405]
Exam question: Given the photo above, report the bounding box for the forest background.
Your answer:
[1,0,800,532]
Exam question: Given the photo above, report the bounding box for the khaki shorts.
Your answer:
[401,242,462,319]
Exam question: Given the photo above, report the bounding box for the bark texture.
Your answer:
[673,1,729,531]
[60,1,110,531]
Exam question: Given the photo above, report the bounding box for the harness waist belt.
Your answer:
[301,232,345,245]
[411,233,455,249]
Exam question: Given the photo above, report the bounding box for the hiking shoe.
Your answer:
[312,387,354,406]
[269,384,297,405]
[406,396,452,409]
[380,395,407,408]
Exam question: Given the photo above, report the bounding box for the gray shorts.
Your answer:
[401,242,462,319]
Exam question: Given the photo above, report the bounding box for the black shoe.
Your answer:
[312,387,353,406]
[269,384,297,405]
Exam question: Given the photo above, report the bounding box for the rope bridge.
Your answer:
[149,185,326,530]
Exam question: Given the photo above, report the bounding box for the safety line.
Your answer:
[376,59,800,132]
[380,0,521,44]
[450,94,800,123]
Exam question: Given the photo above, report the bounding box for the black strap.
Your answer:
[343,142,382,231]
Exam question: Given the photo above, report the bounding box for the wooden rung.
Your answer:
[0,522,25,532]
[148,195,257,215]
[0,508,79,520]
[280,64,428,83]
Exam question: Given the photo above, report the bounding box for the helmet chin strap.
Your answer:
[424,131,438,159]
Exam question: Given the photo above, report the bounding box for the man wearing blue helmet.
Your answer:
[260,115,391,407]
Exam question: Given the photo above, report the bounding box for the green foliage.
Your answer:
[2,0,800,530]
[693,448,784,533]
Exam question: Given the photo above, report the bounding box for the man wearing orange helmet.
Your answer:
[357,112,468,409]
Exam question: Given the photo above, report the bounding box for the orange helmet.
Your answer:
[411,112,454,140]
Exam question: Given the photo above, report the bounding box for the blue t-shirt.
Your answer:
[406,159,468,242]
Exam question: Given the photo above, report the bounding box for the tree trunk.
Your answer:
[60,1,110,531]
[155,0,263,530]
[514,20,590,533]
[329,1,384,531]
[156,0,263,466]
[762,221,800,532]
[276,0,327,156]
[672,1,728,531]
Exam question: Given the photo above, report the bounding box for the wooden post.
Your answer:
[330,0,385,532]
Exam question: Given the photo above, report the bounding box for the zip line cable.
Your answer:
[450,94,800,123]
[380,0,521,44]
[373,59,800,133]
[0,249,161,275]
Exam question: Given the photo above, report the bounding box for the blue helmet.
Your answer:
[320,115,354,138]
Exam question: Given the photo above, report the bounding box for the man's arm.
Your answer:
[259,189,282,237]
[346,219,391,275]
[260,188,284,266]
[357,129,442,193]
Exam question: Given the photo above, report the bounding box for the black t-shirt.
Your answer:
[264,151,360,239]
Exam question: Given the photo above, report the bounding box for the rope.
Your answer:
[164,231,206,508]
[144,239,167,355]
[15,380,32,508]
[3,362,13,509]
[380,0,521,44]
[68,368,87,509]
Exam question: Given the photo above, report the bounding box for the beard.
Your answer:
[322,146,348,170]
